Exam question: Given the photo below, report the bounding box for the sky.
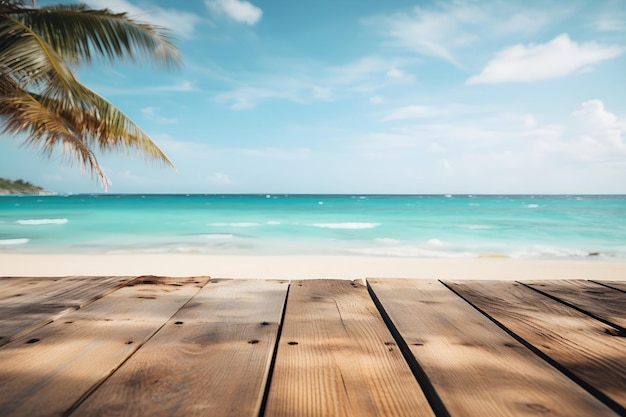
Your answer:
[1,0,625,194]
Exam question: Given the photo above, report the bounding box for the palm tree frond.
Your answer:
[0,16,73,85]
[0,76,110,188]
[1,1,181,190]
[60,89,175,169]
[9,4,181,68]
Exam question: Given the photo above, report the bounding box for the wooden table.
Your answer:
[0,276,624,417]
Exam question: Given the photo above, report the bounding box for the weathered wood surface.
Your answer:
[523,280,626,331]
[264,279,435,417]
[72,279,288,417]
[0,276,208,417]
[369,278,616,417]
[0,277,62,296]
[0,276,132,346]
[446,280,626,414]
[593,280,626,293]
[0,276,129,303]
[0,277,624,417]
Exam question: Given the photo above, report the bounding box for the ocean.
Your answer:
[1,194,625,260]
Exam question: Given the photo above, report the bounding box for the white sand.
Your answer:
[1,254,625,281]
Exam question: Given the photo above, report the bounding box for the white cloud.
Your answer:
[239,148,311,160]
[159,81,195,92]
[155,135,215,160]
[536,100,626,163]
[141,107,158,117]
[365,4,472,65]
[386,68,414,82]
[205,172,232,185]
[213,56,414,109]
[350,102,625,192]
[572,100,617,124]
[141,107,178,124]
[312,86,333,101]
[438,158,453,172]
[214,86,298,110]
[523,114,537,128]
[386,68,403,78]
[95,80,195,96]
[381,105,432,122]
[358,133,421,159]
[593,9,626,32]
[205,0,262,25]
[594,17,626,31]
[467,34,624,84]
[430,142,446,153]
[156,117,178,125]
[364,1,553,66]
[84,0,202,38]
[369,95,385,105]
[116,170,143,182]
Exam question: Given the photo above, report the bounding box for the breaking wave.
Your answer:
[311,222,380,230]
[207,222,260,227]
[0,238,29,245]
[16,218,68,225]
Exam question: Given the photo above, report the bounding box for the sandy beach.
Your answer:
[1,254,625,281]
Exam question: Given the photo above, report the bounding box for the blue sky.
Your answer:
[1,0,625,193]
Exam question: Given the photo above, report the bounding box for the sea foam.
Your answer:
[511,245,589,259]
[459,224,492,230]
[0,238,29,245]
[200,234,235,240]
[16,218,68,225]
[374,238,400,245]
[207,222,259,227]
[349,246,473,259]
[311,222,380,229]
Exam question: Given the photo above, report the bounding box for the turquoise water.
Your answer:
[1,194,625,259]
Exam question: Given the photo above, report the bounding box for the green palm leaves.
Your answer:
[0,1,181,189]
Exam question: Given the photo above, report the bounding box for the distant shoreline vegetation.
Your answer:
[0,178,45,195]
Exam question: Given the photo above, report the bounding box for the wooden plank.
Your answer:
[0,276,131,304]
[68,276,206,322]
[0,276,133,346]
[0,276,208,417]
[593,280,626,293]
[0,277,64,298]
[71,279,289,417]
[369,278,617,417]
[446,280,626,415]
[264,279,435,417]
[523,280,626,331]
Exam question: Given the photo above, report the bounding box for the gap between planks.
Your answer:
[444,279,626,416]
[368,278,619,417]
[0,276,209,417]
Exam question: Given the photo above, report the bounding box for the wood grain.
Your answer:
[523,280,626,330]
[69,276,206,322]
[369,278,616,417]
[1,277,624,416]
[71,279,288,417]
[593,280,626,293]
[0,276,207,417]
[264,279,435,417]
[446,279,626,414]
[0,276,132,346]
[0,277,64,298]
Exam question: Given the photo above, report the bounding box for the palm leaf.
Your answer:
[0,74,110,188]
[0,2,181,189]
[0,15,80,95]
[42,82,176,169]
[7,4,181,67]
